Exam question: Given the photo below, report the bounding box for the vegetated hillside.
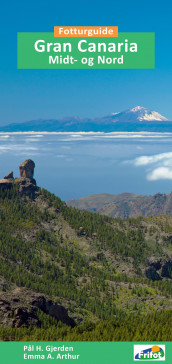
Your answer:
[67,192,172,218]
[0,185,172,341]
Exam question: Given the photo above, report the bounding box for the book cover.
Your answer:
[0,0,171,362]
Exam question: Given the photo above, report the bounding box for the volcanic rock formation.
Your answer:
[19,159,35,179]
[4,171,14,179]
[0,159,38,196]
[0,288,76,328]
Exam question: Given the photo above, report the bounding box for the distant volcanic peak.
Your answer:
[0,105,169,133]
[127,106,168,122]
[130,106,146,112]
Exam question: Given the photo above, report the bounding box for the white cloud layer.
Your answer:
[133,151,172,181]
[134,152,172,166]
[147,167,172,181]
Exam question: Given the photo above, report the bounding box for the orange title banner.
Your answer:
[54,26,118,37]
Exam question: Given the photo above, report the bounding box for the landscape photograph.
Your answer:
[0,0,172,343]
[0,105,172,342]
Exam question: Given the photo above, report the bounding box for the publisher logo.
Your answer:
[134,345,165,361]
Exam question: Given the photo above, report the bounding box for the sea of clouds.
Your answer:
[1,132,172,183]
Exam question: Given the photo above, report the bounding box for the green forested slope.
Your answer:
[0,185,171,340]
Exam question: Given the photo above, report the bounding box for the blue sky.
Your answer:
[0,0,172,125]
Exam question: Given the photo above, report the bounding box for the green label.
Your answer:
[0,342,171,363]
[17,32,155,69]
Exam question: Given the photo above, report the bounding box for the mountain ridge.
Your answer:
[0,106,170,133]
[67,191,172,218]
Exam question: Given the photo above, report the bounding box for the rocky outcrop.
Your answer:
[0,159,38,197]
[14,177,38,195]
[0,296,40,329]
[4,171,14,179]
[145,267,161,281]
[0,288,75,329]
[146,259,172,280]
[11,308,39,329]
[161,260,172,278]
[31,296,75,328]
[19,159,35,179]
[148,258,162,271]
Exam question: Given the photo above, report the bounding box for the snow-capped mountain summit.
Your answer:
[107,106,168,123]
[129,106,168,121]
[131,106,144,111]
